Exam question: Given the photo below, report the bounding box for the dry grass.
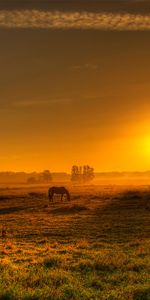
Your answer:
[0,184,150,299]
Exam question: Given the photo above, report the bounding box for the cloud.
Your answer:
[71,63,99,70]
[0,10,150,30]
[12,98,71,108]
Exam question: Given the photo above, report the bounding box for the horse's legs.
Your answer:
[66,191,70,201]
[49,192,53,203]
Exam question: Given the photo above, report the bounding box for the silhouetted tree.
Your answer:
[27,177,37,184]
[71,165,94,183]
[71,165,82,182]
[39,170,52,183]
[83,165,94,183]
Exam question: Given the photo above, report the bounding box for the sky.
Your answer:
[0,0,150,172]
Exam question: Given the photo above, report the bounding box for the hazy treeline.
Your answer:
[0,170,150,184]
[0,171,69,184]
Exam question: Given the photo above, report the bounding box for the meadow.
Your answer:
[0,184,150,300]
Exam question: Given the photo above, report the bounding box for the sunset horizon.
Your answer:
[0,2,150,298]
[0,0,150,174]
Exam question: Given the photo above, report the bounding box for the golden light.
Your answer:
[139,135,150,158]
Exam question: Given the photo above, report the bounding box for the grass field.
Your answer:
[0,184,150,300]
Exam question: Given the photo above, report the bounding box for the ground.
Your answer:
[0,184,150,300]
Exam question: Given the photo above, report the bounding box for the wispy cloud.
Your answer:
[0,10,150,30]
[71,63,99,70]
[13,98,71,108]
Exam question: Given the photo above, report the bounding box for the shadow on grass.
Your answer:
[0,195,25,201]
[43,255,62,268]
[0,291,16,300]
[51,204,88,215]
[0,206,27,215]
[0,188,150,245]
[133,287,150,300]
[120,190,143,200]
[93,189,150,243]
[28,192,46,199]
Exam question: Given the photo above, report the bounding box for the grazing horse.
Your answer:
[48,186,70,202]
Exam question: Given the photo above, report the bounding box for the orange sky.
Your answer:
[0,1,150,172]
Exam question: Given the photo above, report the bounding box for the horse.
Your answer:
[48,186,70,202]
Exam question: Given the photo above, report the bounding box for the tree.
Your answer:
[71,165,94,183]
[83,165,94,183]
[27,177,37,184]
[39,170,52,183]
[71,165,82,182]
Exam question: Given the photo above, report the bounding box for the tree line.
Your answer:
[71,165,94,183]
[27,165,94,184]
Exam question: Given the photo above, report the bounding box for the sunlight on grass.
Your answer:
[0,186,150,299]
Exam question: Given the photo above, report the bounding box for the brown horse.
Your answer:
[48,186,70,202]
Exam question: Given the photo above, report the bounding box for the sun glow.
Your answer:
[139,135,150,157]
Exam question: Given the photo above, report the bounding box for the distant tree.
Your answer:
[83,165,94,183]
[71,165,94,183]
[71,165,82,182]
[27,177,37,184]
[39,170,52,183]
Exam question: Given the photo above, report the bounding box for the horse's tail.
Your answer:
[48,188,53,202]
[65,189,71,201]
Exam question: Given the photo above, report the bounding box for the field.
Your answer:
[0,184,150,300]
